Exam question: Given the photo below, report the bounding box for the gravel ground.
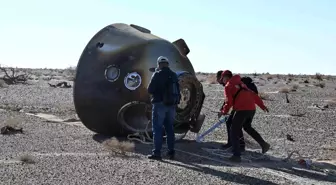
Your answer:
[0,74,336,185]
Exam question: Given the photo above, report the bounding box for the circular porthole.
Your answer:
[104,65,120,82]
[124,72,142,90]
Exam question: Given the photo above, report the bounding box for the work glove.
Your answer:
[217,112,229,119]
[217,112,222,119]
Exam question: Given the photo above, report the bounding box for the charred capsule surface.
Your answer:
[74,23,205,136]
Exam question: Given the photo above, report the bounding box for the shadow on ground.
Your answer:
[92,134,336,184]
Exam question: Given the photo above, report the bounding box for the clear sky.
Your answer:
[1,0,335,75]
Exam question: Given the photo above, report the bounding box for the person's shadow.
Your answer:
[92,134,336,184]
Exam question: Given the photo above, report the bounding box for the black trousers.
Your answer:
[228,110,267,156]
[226,110,245,147]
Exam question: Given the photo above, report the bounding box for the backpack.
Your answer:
[241,77,258,94]
[162,73,180,106]
[233,77,258,104]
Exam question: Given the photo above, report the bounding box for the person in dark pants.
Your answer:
[147,56,180,160]
[218,70,270,162]
[216,71,245,151]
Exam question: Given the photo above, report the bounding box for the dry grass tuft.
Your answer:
[19,154,35,164]
[279,87,290,93]
[315,82,325,88]
[103,137,135,155]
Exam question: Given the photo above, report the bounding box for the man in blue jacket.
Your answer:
[147,56,180,160]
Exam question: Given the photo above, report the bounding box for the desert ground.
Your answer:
[0,67,335,185]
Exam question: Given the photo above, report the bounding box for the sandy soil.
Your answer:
[0,70,335,185]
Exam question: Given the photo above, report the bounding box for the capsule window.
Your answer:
[104,65,120,82]
[124,72,142,90]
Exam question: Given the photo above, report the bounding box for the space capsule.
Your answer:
[73,23,205,138]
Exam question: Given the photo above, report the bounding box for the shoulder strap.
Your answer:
[233,84,244,105]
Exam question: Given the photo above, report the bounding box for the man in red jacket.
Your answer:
[218,70,270,162]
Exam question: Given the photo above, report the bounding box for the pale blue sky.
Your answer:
[1,0,335,75]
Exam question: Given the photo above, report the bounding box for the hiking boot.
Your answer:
[147,154,162,160]
[166,151,175,160]
[261,142,270,154]
[229,155,241,163]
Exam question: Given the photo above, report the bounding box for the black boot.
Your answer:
[230,146,245,152]
[147,154,162,160]
[229,155,241,163]
[166,150,175,160]
[261,142,270,154]
[221,143,232,150]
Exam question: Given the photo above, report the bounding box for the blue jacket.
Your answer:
[147,67,179,103]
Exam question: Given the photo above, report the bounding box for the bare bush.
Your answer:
[0,65,30,85]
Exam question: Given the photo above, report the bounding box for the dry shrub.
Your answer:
[205,74,217,84]
[196,75,207,83]
[40,75,51,81]
[3,117,21,127]
[103,137,135,155]
[291,84,299,91]
[62,67,76,81]
[325,75,333,80]
[315,82,325,88]
[315,73,323,81]
[19,154,35,164]
[0,79,9,88]
[325,98,336,107]
[279,87,290,93]
[265,75,273,80]
[259,92,270,100]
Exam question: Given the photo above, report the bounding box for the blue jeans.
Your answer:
[151,102,176,156]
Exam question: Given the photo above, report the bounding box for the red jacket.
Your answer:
[221,75,267,114]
